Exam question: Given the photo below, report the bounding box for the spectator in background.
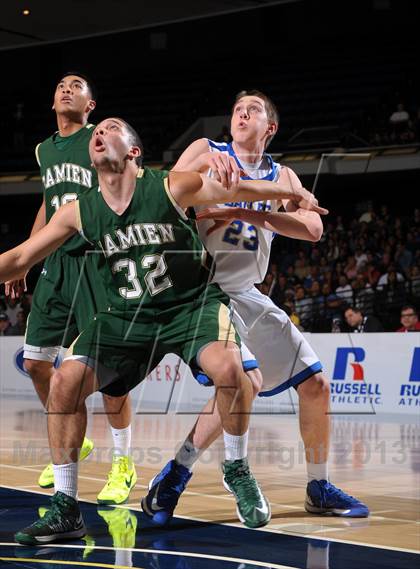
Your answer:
[7,310,27,336]
[257,272,275,297]
[335,275,353,304]
[0,312,12,336]
[365,261,381,288]
[389,103,410,138]
[359,203,375,224]
[4,297,21,325]
[309,281,323,323]
[294,285,313,330]
[344,256,358,280]
[322,283,342,322]
[397,306,420,332]
[282,298,302,330]
[406,232,417,255]
[272,273,288,306]
[353,273,374,314]
[407,266,420,297]
[395,242,413,273]
[285,265,300,288]
[355,248,368,270]
[294,257,308,281]
[377,265,405,290]
[303,265,322,290]
[344,306,384,333]
[383,269,407,306]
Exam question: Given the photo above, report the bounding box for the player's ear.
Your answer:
[128,146,141,162]
[267,121,277,137]
[87,100,96,113]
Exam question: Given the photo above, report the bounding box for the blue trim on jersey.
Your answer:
[227,143,278,181]
[207,139,278,182]
[258,361,323,397]
[194,371,213,387]
[243,359,259,372]
[192,358,260,387]
[208,139,230,151]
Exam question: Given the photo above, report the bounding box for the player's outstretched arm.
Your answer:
[277,166,324,241]
[5,198,47,298]
[168,171,328,214]
[0,203,77,284]
[172,139,210,172]
[30,198,47,236]
[197,207,323,242]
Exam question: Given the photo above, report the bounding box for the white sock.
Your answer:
[111,425,131,458]
[53,462,78,499]
[175,439,202,470]
[223,430,248,461]
[307,462,328,482]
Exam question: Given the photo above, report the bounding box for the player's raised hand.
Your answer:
[290,187,329,215]
[5,277,27,299]
[199,152,241,190]
[197,207,242,235]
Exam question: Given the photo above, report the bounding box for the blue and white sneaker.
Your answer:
[141,460,192,526]
[305,480,369,518]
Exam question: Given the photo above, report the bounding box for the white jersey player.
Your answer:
[143,90,368,522]
[195,138,322,394]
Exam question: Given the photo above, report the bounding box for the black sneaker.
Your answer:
[14,492,86,545]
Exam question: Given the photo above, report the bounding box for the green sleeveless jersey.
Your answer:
[36,123,97,254]
[76,168,213,312]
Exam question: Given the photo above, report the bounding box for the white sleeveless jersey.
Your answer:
[195,139,282,293]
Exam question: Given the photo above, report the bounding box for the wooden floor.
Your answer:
[1,397,419,554]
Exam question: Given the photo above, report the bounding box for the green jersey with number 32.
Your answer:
[76,168,213,312]
[36,123,97,254]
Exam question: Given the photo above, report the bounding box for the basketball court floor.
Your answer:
[0,395,419,568]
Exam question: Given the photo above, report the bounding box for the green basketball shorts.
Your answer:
[65,285,239,396]
[24,249,107,362]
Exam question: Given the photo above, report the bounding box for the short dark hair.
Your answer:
[116,118,144,167]
[233,89,279,148]
[401,305,417,315]
[345,306,362,315]
[59,71,98,101]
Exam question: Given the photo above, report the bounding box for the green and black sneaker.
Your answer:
[222,458,271,528]
[14,492,86,545]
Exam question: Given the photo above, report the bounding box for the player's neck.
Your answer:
[232,140,265,165]
[98,165,137,215]
[56,113,88,137]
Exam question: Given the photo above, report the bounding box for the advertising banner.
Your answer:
[1,334,418,415]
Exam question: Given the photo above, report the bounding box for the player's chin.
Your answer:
[91,154,107,169]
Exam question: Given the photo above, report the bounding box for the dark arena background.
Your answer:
[0,1,419,568]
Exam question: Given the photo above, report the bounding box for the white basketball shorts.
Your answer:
[229,286,322,396]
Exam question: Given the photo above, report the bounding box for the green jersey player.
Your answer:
[6,73,136,505]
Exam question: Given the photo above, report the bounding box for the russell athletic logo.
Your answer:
[399,348,420,407]
[14,348,62,377]
[331,348,381,405]
[14,348,29,377]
